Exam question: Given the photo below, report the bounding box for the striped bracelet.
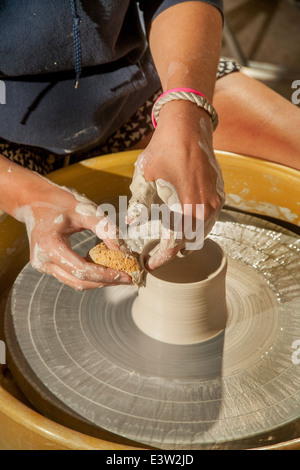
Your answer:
[151,87,219,131]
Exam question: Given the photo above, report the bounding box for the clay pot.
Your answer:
[132,238,228,344]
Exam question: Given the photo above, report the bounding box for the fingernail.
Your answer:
[120,274,133,284]
[145,257,156,272]
[118,240,132,255]
[144,254,152,272]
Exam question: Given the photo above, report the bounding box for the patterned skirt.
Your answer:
[0,58,240,175]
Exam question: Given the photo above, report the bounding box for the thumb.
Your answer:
[80,204,130,253]
[126,169,157,226]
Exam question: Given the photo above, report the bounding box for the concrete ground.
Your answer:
[221,0,300,101]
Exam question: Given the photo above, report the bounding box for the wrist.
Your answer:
[152,88,218,131]
[0,156,71,219]
[0,156,32,216]
[156,99,214,136]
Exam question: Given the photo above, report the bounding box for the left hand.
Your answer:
[126,100,225,270]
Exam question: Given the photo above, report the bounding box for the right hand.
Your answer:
[126,102,225,271]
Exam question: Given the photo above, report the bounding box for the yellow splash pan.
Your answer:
[0,149,299,450]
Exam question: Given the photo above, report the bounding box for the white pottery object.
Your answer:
[132,238,228,344]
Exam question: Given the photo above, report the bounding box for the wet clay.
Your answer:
[132,238,228,344]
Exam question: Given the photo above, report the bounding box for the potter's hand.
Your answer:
[13,176,132,290]
[127,102,225,270]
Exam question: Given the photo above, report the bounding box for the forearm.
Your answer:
[149,2,223,101]
[0,154,72,220]
[136,3,225,269]
[0,154,36,217]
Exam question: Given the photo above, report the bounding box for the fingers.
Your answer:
[24,185,135,290]
[31,237,132,290]
[127,172,190,270]
[145,202,205,270]
[145,230,185,271]
[126,165,157,226]
[145,179,185,270]
[74,199,132,254]
[155,178,182,212]
[40,263,122,291]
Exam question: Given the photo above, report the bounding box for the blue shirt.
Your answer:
[0,0,223,154]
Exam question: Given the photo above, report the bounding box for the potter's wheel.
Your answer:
[4,211,300,450]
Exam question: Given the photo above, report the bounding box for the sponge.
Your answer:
[88,243,144,286]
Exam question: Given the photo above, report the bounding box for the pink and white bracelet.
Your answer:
[151,87,219,131]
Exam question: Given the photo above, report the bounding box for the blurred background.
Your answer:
[221,0,300,100]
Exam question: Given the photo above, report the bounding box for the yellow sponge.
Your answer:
[88,243,144,286]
